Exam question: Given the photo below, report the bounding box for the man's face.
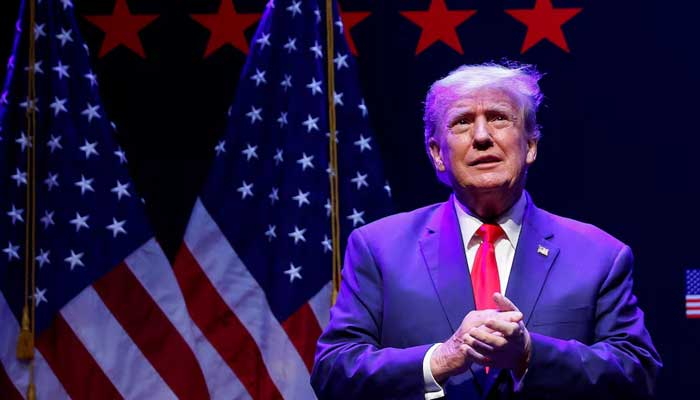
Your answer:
[429,86,537,197]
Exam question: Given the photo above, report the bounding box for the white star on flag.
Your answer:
[47,134,63,153]
[69,212,90,232]
[284,263,302,282]
[256,32,271,49]
[79,139,99,159]
[273,149,284,165]
[114,147,127,164]
[106,218,127,237]
[309,40,323,58]
[334,53,349,70]
[35,249,51,267]
[34,23,46,38]
[6,204,24,224]
[264,224,277,241]
[60,0,74,10]
[3,242,20,261]
[347,208,366,227]
[40,210,55,229]
[64,250,85,270]
[35,288,48,306]
[250,68,267,86]
[75,175,95,195]
[283,37,297,53]
[280,75,292,91]
[286,0,302,17]
[81,103,101,122]
[24,60,44,74]
[335,19,344,33]
[384,181,392,197]
[237,181,254,199]
[268,187,280,204]
[49,96,68,116]
[333,91,344,106]
[242,143,259,161]
[44,172,59,191]
[292,189,311,207]
[302,114,319,132]
[111,180,131,200]
[11,168,27,186]
[306,77,323,96]
[16,131,32,151]
[351,171,369,189]
[324,198,331,217]
[277,111,288,127]
[354,134,372,152]
[358,98,368,117]
[246,105,263,124]
[19,97,39,113]
[288,226,307,244]
[84,71,97,87]
[56,28,73,47]
[321,235,332,253]
[296,153,315,170]
[215,140,226,156]
[52,60,70,79]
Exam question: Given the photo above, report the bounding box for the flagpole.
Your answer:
[325,0,341,305]
[16,0,38,398]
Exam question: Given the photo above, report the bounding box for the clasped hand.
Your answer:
[430,293,531,382]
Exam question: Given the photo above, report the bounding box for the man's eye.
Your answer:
[454,117,471,126]
[489,114,507,122]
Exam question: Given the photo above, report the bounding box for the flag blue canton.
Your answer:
[199,0,392,323]
[0,0,152,334]
[687,269,700,295]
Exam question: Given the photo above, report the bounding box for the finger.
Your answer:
[493,293,520,313]
[485,319,520,337]
[469,327,507,348]
[464,345,491,364]
[494,310,523,323]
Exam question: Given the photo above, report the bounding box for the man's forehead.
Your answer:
[444,87,521,112]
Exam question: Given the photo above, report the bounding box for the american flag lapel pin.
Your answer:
[537,245,549,257]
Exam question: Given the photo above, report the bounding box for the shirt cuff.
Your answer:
[510,368,528,392]
[423,343,445,399]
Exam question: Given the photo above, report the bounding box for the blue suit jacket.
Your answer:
[311,195,661,399]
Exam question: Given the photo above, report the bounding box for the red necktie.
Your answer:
[471,224,504,310]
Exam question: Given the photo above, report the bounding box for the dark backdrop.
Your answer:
[1,0,697,398]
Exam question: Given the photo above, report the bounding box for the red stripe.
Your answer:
[0,362,23,400]
[687,314,700,319]
[281,303,322,372]
[36,315,122,400]
[173,245,282,400]
[93,263,209,400]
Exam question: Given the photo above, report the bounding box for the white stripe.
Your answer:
[61,286,176,399]
[185,199,316,400]
[686,310,700,315]
[125,238,251,400]
[686,295,700,300]
[309,282,332,329]
[0,293,69,400]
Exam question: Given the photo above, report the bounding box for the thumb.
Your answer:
[493,293,520,313]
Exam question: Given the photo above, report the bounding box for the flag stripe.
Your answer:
[687,310,700,316]
[60,286,176,399]
[1,293,69,400]
[281,303,322,371]
[125,238,251,399]
[173,244,282,400]
[93,262,210,400]
[183,199,316,399]
[0,359,22,400]
[686,295,700,300]
[309,282,332,330]
[37,314,122,400]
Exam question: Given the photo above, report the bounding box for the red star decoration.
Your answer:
[400,0,476,55]
[506,0,582,54]
[191,0,261,57]
[83,0,158,58]
[338,5,370,56]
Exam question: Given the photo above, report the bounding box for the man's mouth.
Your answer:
[468,155,502,166]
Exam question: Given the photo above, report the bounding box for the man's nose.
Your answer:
[472,116,493,150]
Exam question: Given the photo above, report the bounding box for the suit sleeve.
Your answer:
[310,228,433,400]
[521,245,662,399]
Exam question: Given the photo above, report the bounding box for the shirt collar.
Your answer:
[453,192,527,249]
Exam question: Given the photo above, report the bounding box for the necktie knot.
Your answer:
[476,223,504,245]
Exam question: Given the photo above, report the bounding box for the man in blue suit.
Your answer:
[311,63,661,399]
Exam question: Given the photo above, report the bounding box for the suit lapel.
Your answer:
[505,199,559,326]
[419,197,476,332]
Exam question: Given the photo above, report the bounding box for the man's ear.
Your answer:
[428,137,445,171]
[526,138,538,165]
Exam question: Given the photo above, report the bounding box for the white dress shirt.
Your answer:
[423,193,527,399]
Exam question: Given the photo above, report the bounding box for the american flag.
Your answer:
[1,0,250,398]
[171,0,392,398]
[687,269,700,319]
